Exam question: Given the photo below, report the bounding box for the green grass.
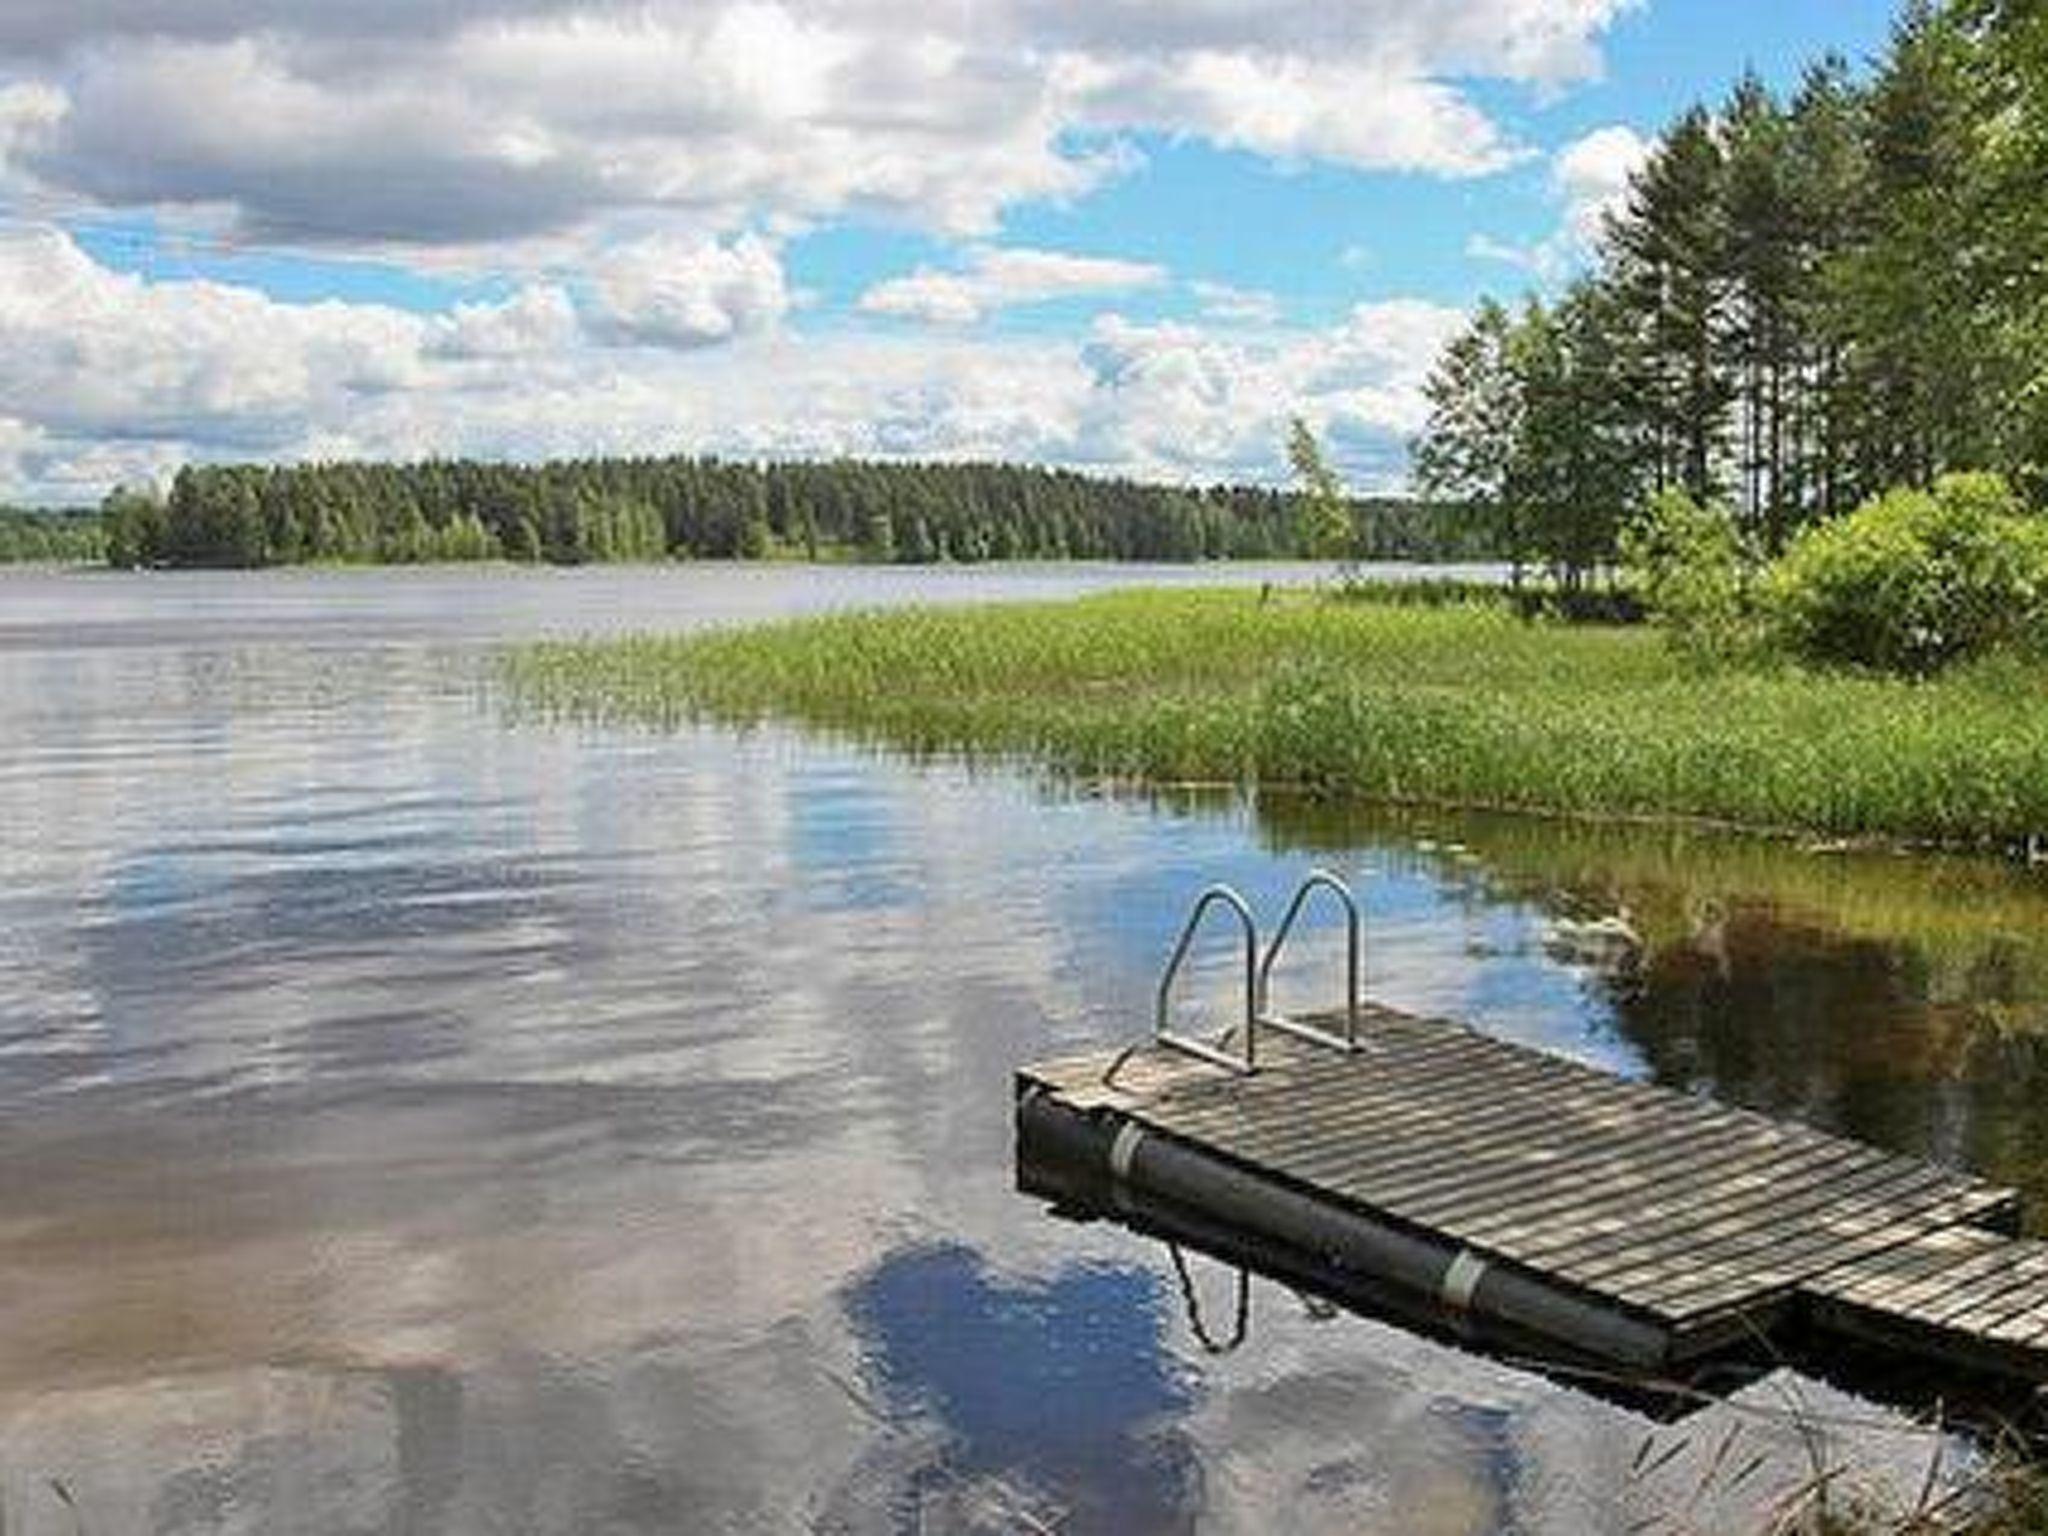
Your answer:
[506,588,2048,846]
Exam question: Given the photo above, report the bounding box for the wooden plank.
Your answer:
[1850,1242,2041,1322]
[1189,1108,1869,1325]
[1068,1078,1994,1326]
[1144,1024,1990,1249]
[1261,1061,1800,1208]
[1547,1147,1964,1285]
[1431,1134,1882,1274]
[1246,1120,1730,1254]
[1913,1258,2048,1330]
[1815,1230,2016,1307]
[1125,1048,1512,1150]
[1165,1041,1580,1165]
[1294,1075,1752,1194]
[1929,1245,2048,1334]
[1613,1176,2009,1320]
[1165,1080,1683,1213]
[1191,1024,1627,1143]
[1646,1187,2015,1318]
[1178,1026,1615,1140]
[1983,1302,2048,1349]
[1802,1229,2008,1308]
[1158,1096,1568,1209]
[1242,1086,1728,1214]
[1398,1114,1861,1240]
[1105,1056,1998,1327]
[1876,1248,2026,1316]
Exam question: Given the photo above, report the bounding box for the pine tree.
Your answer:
[1843,3,1995,489]
[1720,73,1804,547]
[1783,56,1869,529]
[1956,0,2048,496]
[1607,107,1732,503]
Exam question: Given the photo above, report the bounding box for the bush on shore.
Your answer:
[1619,490,1759,660]
[1625,474,2048,675]
[1764,473,2048,675]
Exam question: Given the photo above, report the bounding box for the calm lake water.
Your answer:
[5,564,2048,1534]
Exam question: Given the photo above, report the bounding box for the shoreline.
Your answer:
[505,587,2048,852]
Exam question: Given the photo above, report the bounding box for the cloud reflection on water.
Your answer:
[0,567,2032,1532]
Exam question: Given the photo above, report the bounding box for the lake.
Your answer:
[4,564,2047,1534]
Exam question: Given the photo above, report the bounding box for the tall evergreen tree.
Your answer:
[1607,107,1732,504]
[1783,56,1869,527]
[1416,1,2048,567]
[1720,73,1803,547]
[1841,3,1996,488]
[1956,0,2048,495]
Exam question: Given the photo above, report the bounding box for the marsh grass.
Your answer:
[507,589,2048,847]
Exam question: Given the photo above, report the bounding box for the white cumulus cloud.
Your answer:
[1554,123,1652,250]
[1073,299,1466,483]
[0,0,1638,249]
[0,224,425,450]
[429,285,581,360]
[1466,122,1651,281]
[1190,281,1282,326]
[0,0,1644,497]
[1071,53,1527,177]
[859,246,1166,326]
[0,225,1465,501]
[583,233,790,347]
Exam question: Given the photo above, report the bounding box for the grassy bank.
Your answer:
[507,589,2048,846]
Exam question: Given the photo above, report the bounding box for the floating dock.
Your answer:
[1015,876,2048,1389]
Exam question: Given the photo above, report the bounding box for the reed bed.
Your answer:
[507,589,2048,847]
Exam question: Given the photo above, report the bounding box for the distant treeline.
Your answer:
[98,457,1496,569]
[0,508,104,564]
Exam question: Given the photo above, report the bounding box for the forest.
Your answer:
[91,456,1483,569]
[1415,0,2048,586]
[0,508,104,564]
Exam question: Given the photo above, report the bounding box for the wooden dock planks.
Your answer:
[1021,1003,2036,1373]
[1807,1228,2048,1368]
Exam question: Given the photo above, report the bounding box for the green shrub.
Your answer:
[1763,473,2048,674]
[1618,489,1757,658]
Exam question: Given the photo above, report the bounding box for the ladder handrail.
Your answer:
[1154,883,1259,1075]
[1168,1243,1250,1354]
[1256,868,1363,1053]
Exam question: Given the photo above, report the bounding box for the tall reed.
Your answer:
[507,590,2048,847]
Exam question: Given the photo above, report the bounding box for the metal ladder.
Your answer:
[1257,869,1364,1055]
[1151,870,1365,1076]
[1154,885,1260,1074]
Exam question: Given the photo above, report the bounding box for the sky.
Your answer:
[0,0,1900,505]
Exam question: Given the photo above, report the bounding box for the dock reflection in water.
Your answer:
[1,569,2041,1532]
[1258,798,2048,1217]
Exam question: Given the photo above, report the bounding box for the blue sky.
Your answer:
[797,0,1899,331]
[0,0,1900,502]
